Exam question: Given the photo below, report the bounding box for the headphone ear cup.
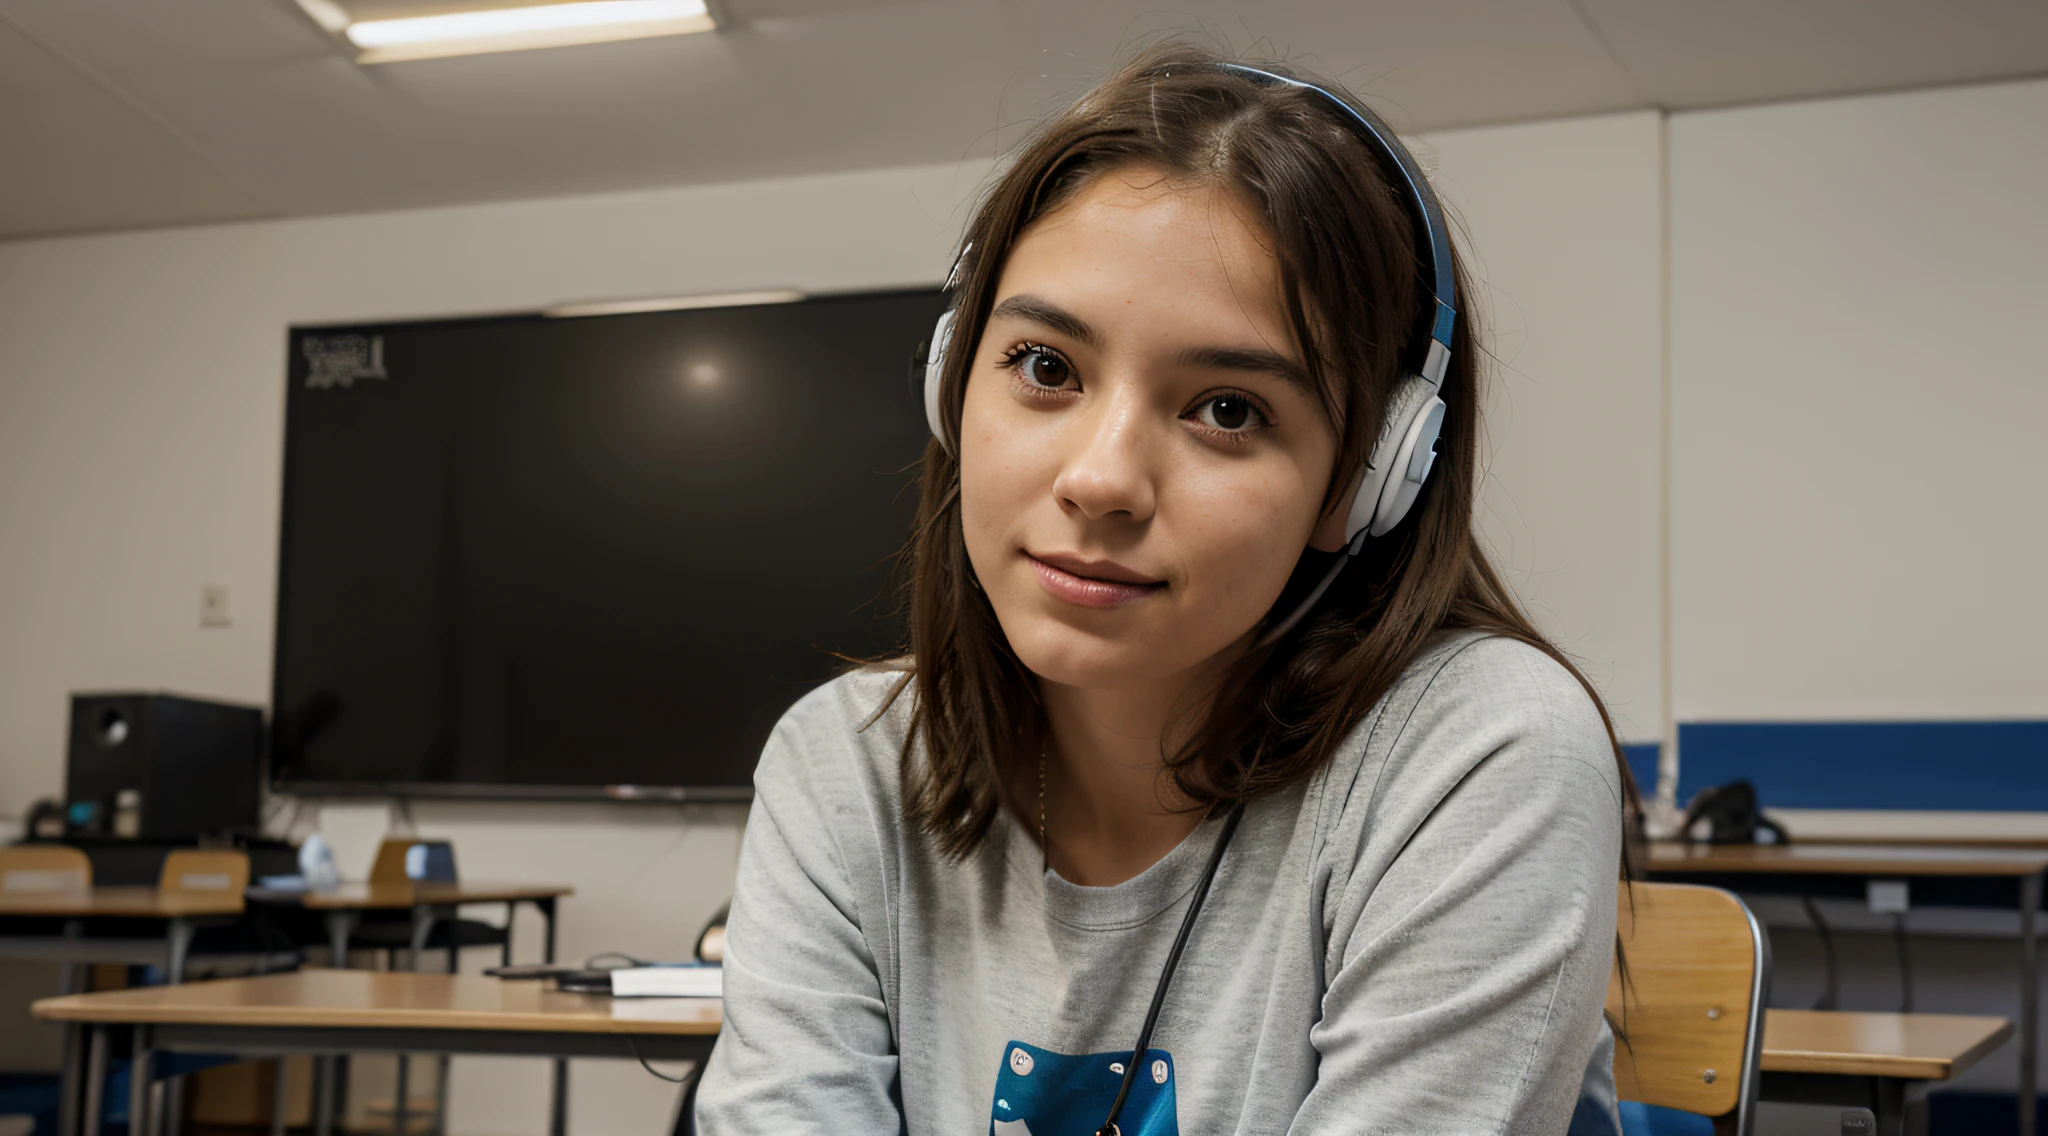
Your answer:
[1370,390,1445,536]
[1344,374,1444,544]
[923,309,956,452]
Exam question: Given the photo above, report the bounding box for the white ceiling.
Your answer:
[2,0,2044,240]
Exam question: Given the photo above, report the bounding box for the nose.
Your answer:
[1050,383,1157,524]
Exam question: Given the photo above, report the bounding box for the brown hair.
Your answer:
[883,42,1641,868]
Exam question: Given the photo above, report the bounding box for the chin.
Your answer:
[992,600,1218,691]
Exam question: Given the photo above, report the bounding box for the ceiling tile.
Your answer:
[4,0,2043,239]
[988,0,1646,133]
[0,17,265,237]
[1574,0,2048,108]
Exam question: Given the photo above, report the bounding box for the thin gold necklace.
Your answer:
[1037,745,1048,872]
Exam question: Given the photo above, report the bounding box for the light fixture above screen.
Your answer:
[289,0,720,64]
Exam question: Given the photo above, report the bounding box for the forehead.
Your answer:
[1000,165,1291,340]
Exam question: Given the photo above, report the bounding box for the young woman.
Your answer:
[694,43,1636,1136]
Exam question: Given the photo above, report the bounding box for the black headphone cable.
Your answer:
[1094,797,1248,1136]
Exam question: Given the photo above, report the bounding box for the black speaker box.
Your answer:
[66,693,264,842]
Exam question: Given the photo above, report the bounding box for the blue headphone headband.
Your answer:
[1214,63,1457,385]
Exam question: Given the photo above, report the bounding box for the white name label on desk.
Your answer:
[610,966,723,998]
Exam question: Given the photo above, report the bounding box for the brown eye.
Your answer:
[1192,394,1266,433]
[1015,347,1071,388]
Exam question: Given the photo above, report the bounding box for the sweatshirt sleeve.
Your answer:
[1288,638,1624,1136]
[692,687,904,1135]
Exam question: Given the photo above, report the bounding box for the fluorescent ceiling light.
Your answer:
[544,290,806,319]
[341,0,714,64]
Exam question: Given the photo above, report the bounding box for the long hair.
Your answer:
[881,42,1642,870]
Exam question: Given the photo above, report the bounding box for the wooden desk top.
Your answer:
[32,969,717,1035]
[1646,841,2048,877]
[0,886,245,919]
[245,881,572,910]
[34,973,2010,1080]
[1762,1010,2012,1080]
[1793,833,2048,849]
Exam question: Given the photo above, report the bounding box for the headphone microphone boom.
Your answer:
[920,63,1458,641]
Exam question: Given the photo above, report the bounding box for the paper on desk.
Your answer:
[609,965,723,998]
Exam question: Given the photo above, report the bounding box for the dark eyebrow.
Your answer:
[987,293,1102,350]
[1172,344,1313,392]
[990,292,1312,392]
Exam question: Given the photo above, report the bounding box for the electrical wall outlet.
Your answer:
[200,583,233,628]
[1867,879,1910,915]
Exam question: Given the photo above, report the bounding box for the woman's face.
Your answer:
[958,164,1343,692]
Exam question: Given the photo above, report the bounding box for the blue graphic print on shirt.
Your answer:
[987,1041,1178,1136]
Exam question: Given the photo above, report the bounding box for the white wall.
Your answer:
[0,113,1671,1131]
[1668,76,2048,724]
[1426,111,1668,746]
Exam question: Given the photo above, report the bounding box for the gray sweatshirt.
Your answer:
[694,631,1624,1135]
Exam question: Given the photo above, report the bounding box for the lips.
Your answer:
[1025,551,1165,610]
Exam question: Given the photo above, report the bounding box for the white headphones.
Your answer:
[921,63,1459,636]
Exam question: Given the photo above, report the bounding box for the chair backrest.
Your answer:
[158,849,250,896]
[1609,881,1771,1136]
[368,837,414,883]
[369,837,458,884]
[0,845,92,893]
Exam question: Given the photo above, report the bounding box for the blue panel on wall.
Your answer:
[1676,721,2048,810]
[1621,743,1660,794]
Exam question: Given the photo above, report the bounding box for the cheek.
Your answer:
[956,394,1046,565]
[1174,469,1321,607]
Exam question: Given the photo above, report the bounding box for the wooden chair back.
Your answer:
[0,845,92,893]
[158,849,249,896]
[368,837,457,884]
[369,838,413,884]
[1609,881,1771,1136]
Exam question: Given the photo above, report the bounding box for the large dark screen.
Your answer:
[272,289,944,797]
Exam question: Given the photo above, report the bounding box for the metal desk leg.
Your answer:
[393,905,440,1135]
[270,1060,290,1136]
[82,1026,108,1136]
[166,918,194,985]
[2023,872,2040,1136]
[164,1075,186,1136]
[395,1052,412,1136]
[162,917,196,1136]
[1875,1076,1906,1136]
[57,919,87,1136]
[542,898,566,1136]
[550,1062,568,1136]
[408,905,439,971]
[436,938,458,1135]
[315,910,357,1136]
[326,910,358,965]
[313,1042,337,1136]
[129,1028,153,1136]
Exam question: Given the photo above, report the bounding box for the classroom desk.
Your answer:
[1762,1010,2013,1135]
[244,882,573,1136]
[0,886,266,1136]
[34,973,2007,1136]
[244,881,572,964]
[0,887,247,975]
[1647,841,2048,1136]
[33,970,716,1136]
